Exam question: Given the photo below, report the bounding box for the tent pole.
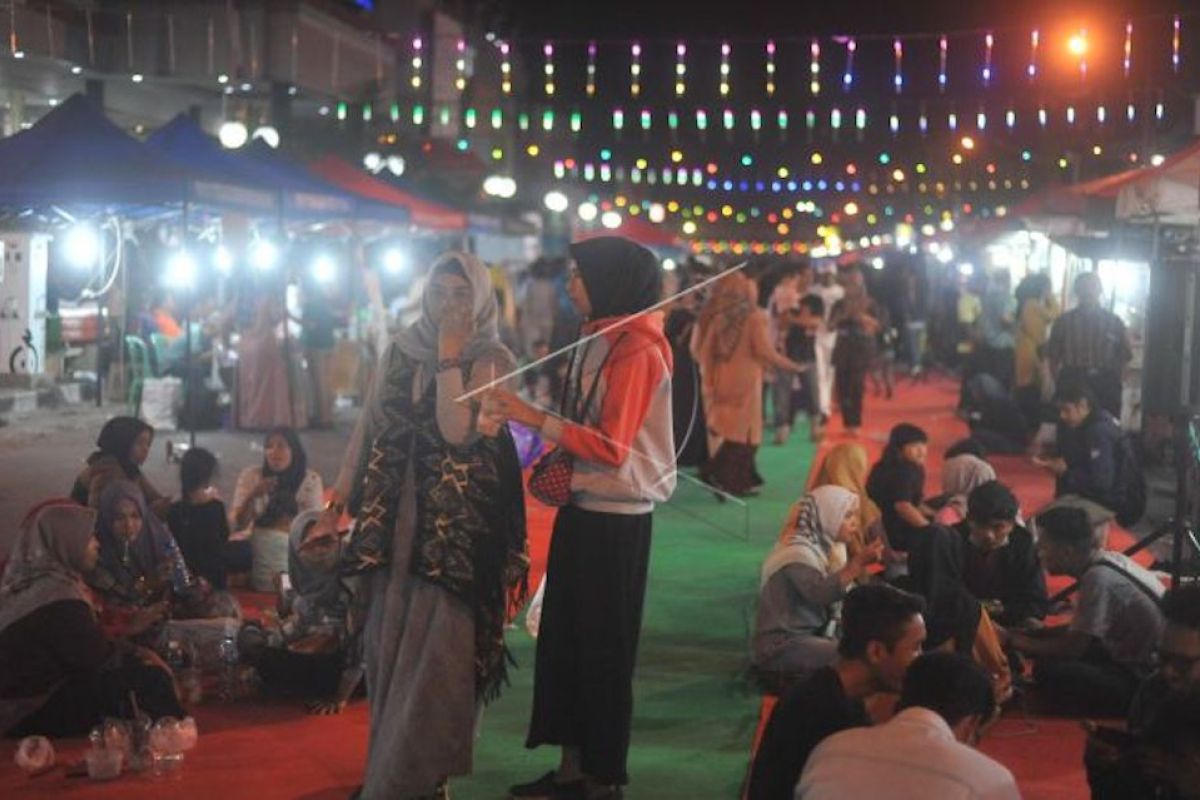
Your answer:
[184,201,195,448]
[278,208,297,430]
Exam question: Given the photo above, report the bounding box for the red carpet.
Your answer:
[749,374,1151,800]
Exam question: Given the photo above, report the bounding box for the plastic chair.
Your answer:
[149,333,170,374]
[124,335,153,415]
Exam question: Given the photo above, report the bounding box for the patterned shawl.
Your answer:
[761,485,858,587]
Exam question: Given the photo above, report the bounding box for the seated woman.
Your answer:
[932,454,997,526]
[752,486,883,685]
[229,427,324,592]
[70,417,170,517]
[166,448,233,589]
[240,510,363,714]
[811,443,885,550]
[866,423,933,553]
[0,502,183,737]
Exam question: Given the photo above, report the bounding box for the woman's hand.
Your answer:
[127,601,169,636]
[438,300,474,360]
[480,389,547,431]
[1033,456,1067,476]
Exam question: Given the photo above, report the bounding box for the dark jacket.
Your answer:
[950,521,1049,626]
[1057,410,1123,511]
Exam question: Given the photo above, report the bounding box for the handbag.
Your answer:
[527,334,627,507]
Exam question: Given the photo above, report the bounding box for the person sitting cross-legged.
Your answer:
[747,583,927,800]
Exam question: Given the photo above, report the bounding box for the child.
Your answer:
[166,448,234,589]
[866,423,933,553]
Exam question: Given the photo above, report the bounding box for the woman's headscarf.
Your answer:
[257,427,308,528]
[287,510,345,626]
[89,416,153,478]
[89,480,183,602]
[695,269,755,366]
[813,443,882,533]
[569,235,662,318]
[761,485,858,586]
[0,502,96,634]
[393,251,509,367]
[940,455,997,520]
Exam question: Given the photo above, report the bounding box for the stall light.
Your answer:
[311,253,338,284]
[164,250,197,290]
[871,257,885,271]
[543,190,569,213]
[383,248,408,275]
[601,211,622,230]
[662,258,677,272]
[214,245,234,275]
[578,202,598,222]
[250,239,280,271]
[958,262,975,276]
[483,175,517,198]
[62,224,101,269]
[682,220,697,235]
[386,155,406,177]
[218,121,249,149]
[648,203,666,223]
[363,152,384,173]
[252,126,280,148]
[1150,154,1165,166]
[936,246,955,264]
[131,73,144,83]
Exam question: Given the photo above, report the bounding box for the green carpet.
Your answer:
[454,437,816,799]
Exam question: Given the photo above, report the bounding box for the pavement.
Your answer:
[0,400,357,557]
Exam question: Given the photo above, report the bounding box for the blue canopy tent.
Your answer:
[239,140,408,223]
[0,94,191,209]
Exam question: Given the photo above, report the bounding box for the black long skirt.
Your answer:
[525,504,653,786]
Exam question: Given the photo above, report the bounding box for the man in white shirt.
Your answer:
[807,263,844,424]
[798,652,1020,800]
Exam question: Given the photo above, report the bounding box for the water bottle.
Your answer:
[218,623,239,702]
[161,534,194,595]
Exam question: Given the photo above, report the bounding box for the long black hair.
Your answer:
[258,427,308,527]
[91,416,154,477]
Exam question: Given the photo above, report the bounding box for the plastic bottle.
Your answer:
[218,622,239,701]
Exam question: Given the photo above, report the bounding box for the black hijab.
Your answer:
[569,236,662,318]
[258,426,308,528]
[90,416,154,477]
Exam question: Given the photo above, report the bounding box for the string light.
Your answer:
[1123,21,1133,78]
[777,109,789,130]
[810,39,821,95]
[1097,105,1106,124]
[918,111,928,134]
[720,41,731,97]
[765,40,776,96]
[675,42,687,97]
[499,41,512,94]
[640,108,652,130]
[893,38,903,93]
[1066,105,1076,125]
[696,108,708,131]
[586,41,597,97]
[948,111,957,130]
[723,108,735,130]
[938,35,948,92]
[1173,15,1181,73]
[1005,108,1016,129]
[1038,105,1047,127]
[982,32,994,87]
[976,110,986,130]
[1127,103,1136,123]
[630,42,642,97]
[410,36,423,90]
[1028,29,1039,81]
[1073,29,1088,79]
[751,108,762,130]
[454,38,467,92]
[543,42,555,97]
[855,107,866,131]
[843,38,856,91]
[830,107,842,129]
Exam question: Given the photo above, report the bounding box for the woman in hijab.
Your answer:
[933,454,998,525]
[483,236,675,799]
[866,423,933,553]
[237,293,309,430]
[0,502,183,737]
[693,267,807,496]
[230,426,324,592]
[318,252,528,799]
[87,481,199,641]
[752,486,884,682]
[70,416,169,517]
[240,511,363,714]
[811,443,884,550]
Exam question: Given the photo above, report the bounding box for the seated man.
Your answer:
[747,584,927,800]
[1086,583,1200,798]
[1008,506,1165,717]
[1035,381,1124,515]
[798,652,1019,799]
[951,481,1048,629]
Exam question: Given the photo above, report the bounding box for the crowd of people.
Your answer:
[1,236,1197,800]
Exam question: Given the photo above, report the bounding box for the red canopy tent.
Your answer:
[308,155,467,231]
[576,215,682,248]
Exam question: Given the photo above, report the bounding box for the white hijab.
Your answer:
[761,485,858,587]
[940,455,997,520]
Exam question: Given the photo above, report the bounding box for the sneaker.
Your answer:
[509,772,585,800]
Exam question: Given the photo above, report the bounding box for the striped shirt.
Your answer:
[1045,306,1132,372]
